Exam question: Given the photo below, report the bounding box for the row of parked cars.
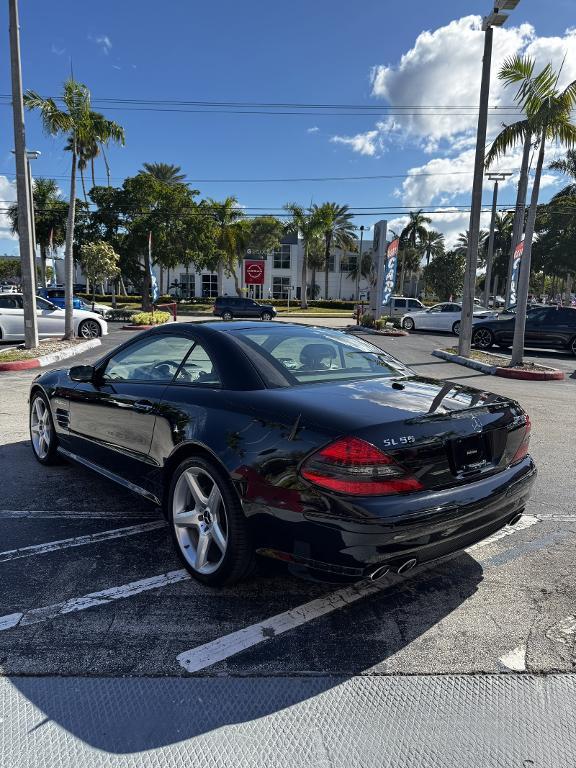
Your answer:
[0,293,108,341]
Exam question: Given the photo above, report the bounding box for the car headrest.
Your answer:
[299,343,337,367]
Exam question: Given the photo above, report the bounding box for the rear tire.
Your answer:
[29,391,59,465]
[452,320,461,335]
[403,317,415,331]
[472,327,494,350]
[221,311,233,321]
[168,456,254,587]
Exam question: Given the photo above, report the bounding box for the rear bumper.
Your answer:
[252,456,536,582]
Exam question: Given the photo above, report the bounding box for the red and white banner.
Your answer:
[509,240,524,305]
[244,259,265,285]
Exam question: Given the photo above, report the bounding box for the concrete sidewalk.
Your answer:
[2,674,575,767]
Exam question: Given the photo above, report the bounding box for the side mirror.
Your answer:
[69,364,95,383]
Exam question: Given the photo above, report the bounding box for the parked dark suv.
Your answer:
[213,296,277,321]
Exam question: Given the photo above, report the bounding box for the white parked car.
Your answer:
[401,302,498,335]
[0,294,108,341]
[0,284,18,294]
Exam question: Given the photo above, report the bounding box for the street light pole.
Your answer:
[8,0,38,349]
[356,225,365,301]
[458,0,520,356]
[484,172,511,308]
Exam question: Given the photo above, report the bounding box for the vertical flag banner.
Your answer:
[509,240,523,306]
[381,238,400,305]
[149,232,159,303]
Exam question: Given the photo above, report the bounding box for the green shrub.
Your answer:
[360,313,375,328]
[130,311,171,326]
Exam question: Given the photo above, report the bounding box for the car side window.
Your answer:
[36,297,57,310]
[407,300,421,309]
[393,299,406,310]
[428,304,443,313]
[103,335,195,382]
[174,342,221,386]
[0,296,20,309]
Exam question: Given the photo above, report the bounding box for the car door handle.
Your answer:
[133,400,154,413]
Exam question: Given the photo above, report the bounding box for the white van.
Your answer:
[383,296,425,319]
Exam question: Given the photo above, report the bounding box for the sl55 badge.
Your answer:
[382,435,416,448]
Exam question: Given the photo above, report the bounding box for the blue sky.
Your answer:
[1,0,576,254]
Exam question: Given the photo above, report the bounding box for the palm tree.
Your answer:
[208,196,244,294]
[420,229,445,266]
[65,111,124,197]
[8,178,69,288]
[455,229,489,265]
[549,149,576,199]
[312,203,357,298]
[141,162,186,185]
[399,210,431,294]
[284,204,324,308]
[24,80,125,338]
[487,55,576,365]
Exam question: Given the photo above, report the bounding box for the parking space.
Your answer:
[0,323,575,681]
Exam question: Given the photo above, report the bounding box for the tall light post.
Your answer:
[458,0,521,356]
[9,0,38,349]
[483,171,511,308]
[356,225,365,301]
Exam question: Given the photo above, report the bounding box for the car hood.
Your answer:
[252,375,511,432]
[71,309,104,321]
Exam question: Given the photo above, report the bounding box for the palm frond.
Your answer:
[485,120,530,168]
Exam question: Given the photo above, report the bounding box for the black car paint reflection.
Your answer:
[31,321,536,581]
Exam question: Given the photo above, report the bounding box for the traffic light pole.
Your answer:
[9,0,38,348]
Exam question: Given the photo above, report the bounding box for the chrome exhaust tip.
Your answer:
[397,558,417,575]
[368,564,390,581]
[508,512,523,526]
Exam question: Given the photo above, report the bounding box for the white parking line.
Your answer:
[0,570,190,632]
[0,520,167,563]
[176,516,541,673]
[0,509,159,519]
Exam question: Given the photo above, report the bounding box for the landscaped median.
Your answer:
[0,338,102,372]
[122,311,172,331]
[432,347,565,381]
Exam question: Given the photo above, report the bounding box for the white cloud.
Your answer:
[89,34,112,55]
[331,129,381,156]
[50,43,65,56]
[307,126,319,133]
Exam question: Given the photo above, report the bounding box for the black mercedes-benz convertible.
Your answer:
[29,322,535,586]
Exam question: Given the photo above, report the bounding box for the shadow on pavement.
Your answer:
[7,553,483,752]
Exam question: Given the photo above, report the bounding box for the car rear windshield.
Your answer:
[228,326,408,386]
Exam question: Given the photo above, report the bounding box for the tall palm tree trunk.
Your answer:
[300,243,308,309]
[217,263,224,296]
[39,244,47,288]
[323,236,331,299]
[91,157,96,188]
[505,132,531,308]
[64,149,77,339]
[80,166,87,202]
[511,132,546,366]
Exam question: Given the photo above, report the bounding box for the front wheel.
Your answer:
[403,317,415,331]
[472,327,494,350]
[78,319,101,338]
[452,320,461,335]
[29,391,59,465]
[221,311,233,321]
[261,311,273,321]
[168,457,254,586]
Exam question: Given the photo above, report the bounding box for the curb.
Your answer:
[432,349,565,381]
[0,338,101,372]
[122,324,157,330]
[347,326,408,337]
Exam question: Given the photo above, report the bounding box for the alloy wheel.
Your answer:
[30,396,52,460]
[261,312,272,321]
[403,317,414,331]
[79,319,101,338]
[222,311,233,321]
[473,328,493,349]
[172,467,228,575]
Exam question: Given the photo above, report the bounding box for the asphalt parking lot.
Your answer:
[1,321,575,764]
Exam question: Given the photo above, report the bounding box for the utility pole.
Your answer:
[9,0,38,349]
[458,0,520,356]
[484,172,511,308]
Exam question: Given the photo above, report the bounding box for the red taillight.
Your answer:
[300,436,423,496]
[511,414,531,464]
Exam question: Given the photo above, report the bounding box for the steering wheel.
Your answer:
[150,359,185,380]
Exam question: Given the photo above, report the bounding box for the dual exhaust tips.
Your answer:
[368,558,417,581]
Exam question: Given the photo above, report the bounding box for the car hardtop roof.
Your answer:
[149,319,345,336]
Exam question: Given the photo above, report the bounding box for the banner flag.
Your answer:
[509,239,524,306]
[381,238,400,306]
